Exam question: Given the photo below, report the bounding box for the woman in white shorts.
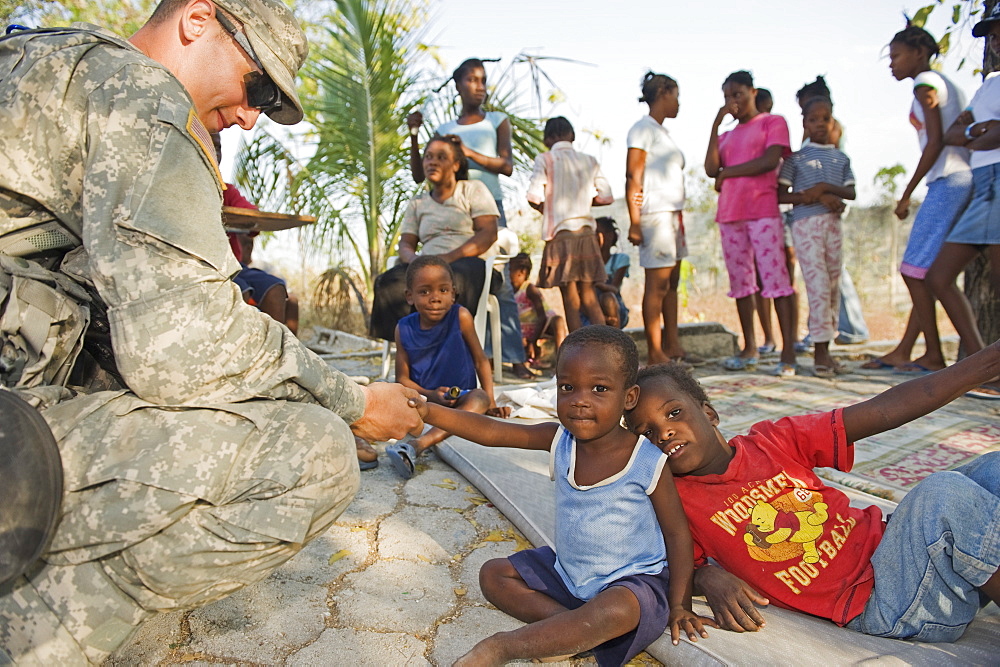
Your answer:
[626,71,696,365]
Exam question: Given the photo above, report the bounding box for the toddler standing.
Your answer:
[386,256,509,479]
[509,253,568,368]
[778,97,856,377]
[416,326,714,665]
[527,116,614,331]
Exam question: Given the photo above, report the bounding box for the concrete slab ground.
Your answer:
[107,449,643,666]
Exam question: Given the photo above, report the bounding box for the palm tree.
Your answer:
[235,1,562,302]
[236,0,426,291]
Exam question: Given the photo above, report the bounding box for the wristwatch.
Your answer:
[965,123,977,141]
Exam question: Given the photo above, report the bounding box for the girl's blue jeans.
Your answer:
[846,452,1000,642]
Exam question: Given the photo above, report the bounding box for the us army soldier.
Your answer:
[0,0,423,662]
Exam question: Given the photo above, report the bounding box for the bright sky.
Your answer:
[415,0,987,206]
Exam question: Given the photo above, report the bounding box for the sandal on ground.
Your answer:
[894,362,939,375]
[757,343,776,354]
[385,439,417,479]
[681,353,708,367]
[772,362,797,377]
[814,363,849,379]
[860,358,894,370]
[965,384,1000,400]
[721,355,758,371]
[508,364,535,380]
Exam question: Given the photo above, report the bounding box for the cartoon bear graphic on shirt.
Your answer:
[743,489,829,563]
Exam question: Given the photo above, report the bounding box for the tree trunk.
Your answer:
[968,0,1000,349]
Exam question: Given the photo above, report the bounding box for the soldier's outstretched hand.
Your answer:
[351,382,425,442]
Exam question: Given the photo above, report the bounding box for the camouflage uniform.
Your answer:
[0,24,364,664]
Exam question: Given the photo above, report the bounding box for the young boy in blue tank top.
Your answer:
[386,256,509,479]
[415,326,714,666]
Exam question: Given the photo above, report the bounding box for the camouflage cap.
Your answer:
[214,0,308,125]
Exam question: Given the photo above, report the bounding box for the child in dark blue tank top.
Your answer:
[385,256,509,479]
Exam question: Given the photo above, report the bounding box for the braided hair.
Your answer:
[639,71,678,104]
[890,22,940,60]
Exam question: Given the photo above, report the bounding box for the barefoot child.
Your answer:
[594,216,631,328]
[625,347,1000,642]
[778,97,856,377]
[415,326,714,665]
[527,116,614,331]
[509,253,568,367]
[386,256,509,479]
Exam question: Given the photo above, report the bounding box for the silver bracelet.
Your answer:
[965,123,977,141]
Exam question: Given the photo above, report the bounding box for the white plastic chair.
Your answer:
[379,228,519,385]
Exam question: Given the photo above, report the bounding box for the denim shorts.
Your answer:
[846,452,1000,642]
[901,170,972,278]
[947,163,1000,245]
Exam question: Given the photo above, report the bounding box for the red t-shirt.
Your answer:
[716,113,791,223]
[675,410,886,625]
[223,183,257,262]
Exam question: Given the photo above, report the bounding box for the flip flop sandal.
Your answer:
[358,458,379,471]
[757,343,776,354]
[860,358,894,370]
[894,363,936,375]
[385,439,417,479]
[772,362,797,377]
[721,355,758,371]
[965,385,1000,400]
[682,353,709,367]
[814,364,836,379]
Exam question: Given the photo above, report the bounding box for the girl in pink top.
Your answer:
[705,70,797,376]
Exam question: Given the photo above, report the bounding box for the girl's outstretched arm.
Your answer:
[842,338,1000,442]
[417,400,559,451]
[896,86,943,220]
[650,467,717,645]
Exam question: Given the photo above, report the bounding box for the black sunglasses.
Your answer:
[215,11,282,114]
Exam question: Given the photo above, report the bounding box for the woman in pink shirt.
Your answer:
[705,70,797,376]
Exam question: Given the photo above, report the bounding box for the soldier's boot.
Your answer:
[0,389,62,586]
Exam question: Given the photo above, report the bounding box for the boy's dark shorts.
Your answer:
[508,546,671,667]
[234,266,286,305]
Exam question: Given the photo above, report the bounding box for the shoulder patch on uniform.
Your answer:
[186,109,225,191]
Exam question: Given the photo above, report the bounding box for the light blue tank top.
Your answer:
[437,111,507,200]
[548,426,669,600]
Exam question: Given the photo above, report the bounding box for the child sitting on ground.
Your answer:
[527,116,614,331]
[778,96,856,377]
[625,344,1000,642]
[415,326,714,666]
[593,216,631,328]
[385,256,509,479]
[510,252,568,369]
